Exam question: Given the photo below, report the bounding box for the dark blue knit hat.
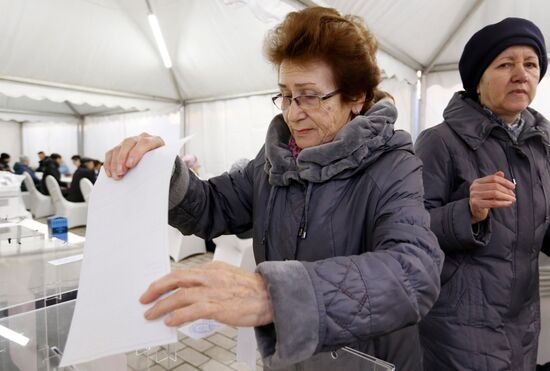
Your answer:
[459,17,547,97]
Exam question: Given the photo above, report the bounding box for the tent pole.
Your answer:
[19,123,24,160]
[65,101,85,155]
[418,73,428,138]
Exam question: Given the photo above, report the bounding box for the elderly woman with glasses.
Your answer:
[104,7,442,370]
[416,18,550,370]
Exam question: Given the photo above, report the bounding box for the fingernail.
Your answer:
[165,316,174,326]
[127,157,135,167]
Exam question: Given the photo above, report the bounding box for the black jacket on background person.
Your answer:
[39,157,66,195]
[416,92,550,371]
[66,166,96,202]
[36,156,49,173]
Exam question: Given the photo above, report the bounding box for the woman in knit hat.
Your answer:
[415,17,549,370]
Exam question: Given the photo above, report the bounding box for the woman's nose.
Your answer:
[286,99,306,120]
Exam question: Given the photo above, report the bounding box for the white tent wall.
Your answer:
[184,95,279,177]
[423,72,550,130]
[0,120,21,163]
[22,121,78,169]
[83,109,181,161]
[379,77,414,134]
[423,70,462,129]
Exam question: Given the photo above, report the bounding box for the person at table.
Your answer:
[58,157,71,176]
[71,155,81,169]
[39,153,68,196]
[14,155,39,191]
[93,159,102,177]
[35,151,49,172]
[66,157,96,202]
[0,153,13,172]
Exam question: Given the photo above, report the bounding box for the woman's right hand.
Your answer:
[104,133,165,180]
[469,171,516,224]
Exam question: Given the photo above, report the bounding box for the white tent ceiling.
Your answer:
[0,0,549,122]
[327,0,550,73]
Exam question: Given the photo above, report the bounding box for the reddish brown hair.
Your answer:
[265,7,381,111]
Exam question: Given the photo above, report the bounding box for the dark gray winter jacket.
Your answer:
[169,102,443,370]
[416,92,550,371]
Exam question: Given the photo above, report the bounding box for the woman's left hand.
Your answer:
[140,261,273,327]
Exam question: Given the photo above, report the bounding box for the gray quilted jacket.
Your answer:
[168,102,443,370]
[416,92,550,371]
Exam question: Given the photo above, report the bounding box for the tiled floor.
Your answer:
[65,224,263,371]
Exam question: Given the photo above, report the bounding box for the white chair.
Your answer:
[168,225,207,262]
[20,191,30,210]
[212,234,255,272]
[45,175,87,229]
[23,172,54,218]
[80,178,94,203]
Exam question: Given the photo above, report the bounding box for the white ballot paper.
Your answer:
[60,139,189,367]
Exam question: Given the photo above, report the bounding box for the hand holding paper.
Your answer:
[140,261,273,328]
[103,132,165,179]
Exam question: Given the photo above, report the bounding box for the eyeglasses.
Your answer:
[271,89,340,111]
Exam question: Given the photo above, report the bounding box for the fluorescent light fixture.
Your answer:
[148,13,172,68]
[0,324,30,346]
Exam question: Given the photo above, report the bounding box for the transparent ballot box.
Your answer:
[0,246,83,318]
[0,219,84,257]
[0,224,44,245]
[0,300,176,371]
[0,217,85,318]
[0,224,45,256]
[0,300,78,370]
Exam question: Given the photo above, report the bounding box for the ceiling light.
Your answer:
[148,14,172,69]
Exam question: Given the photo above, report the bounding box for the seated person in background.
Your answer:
[58,158,71,175]
[39,153,68,196]
[93,159,102,176]
[35,151,48,172]
[0,153,13,172]
[66,157,96,202]
[71,155,81,169]
[14,155,39,191]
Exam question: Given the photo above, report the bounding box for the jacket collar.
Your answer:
[264,101,411,186]
[444,92,550,150]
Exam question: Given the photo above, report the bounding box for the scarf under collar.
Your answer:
[264,101,406,186]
